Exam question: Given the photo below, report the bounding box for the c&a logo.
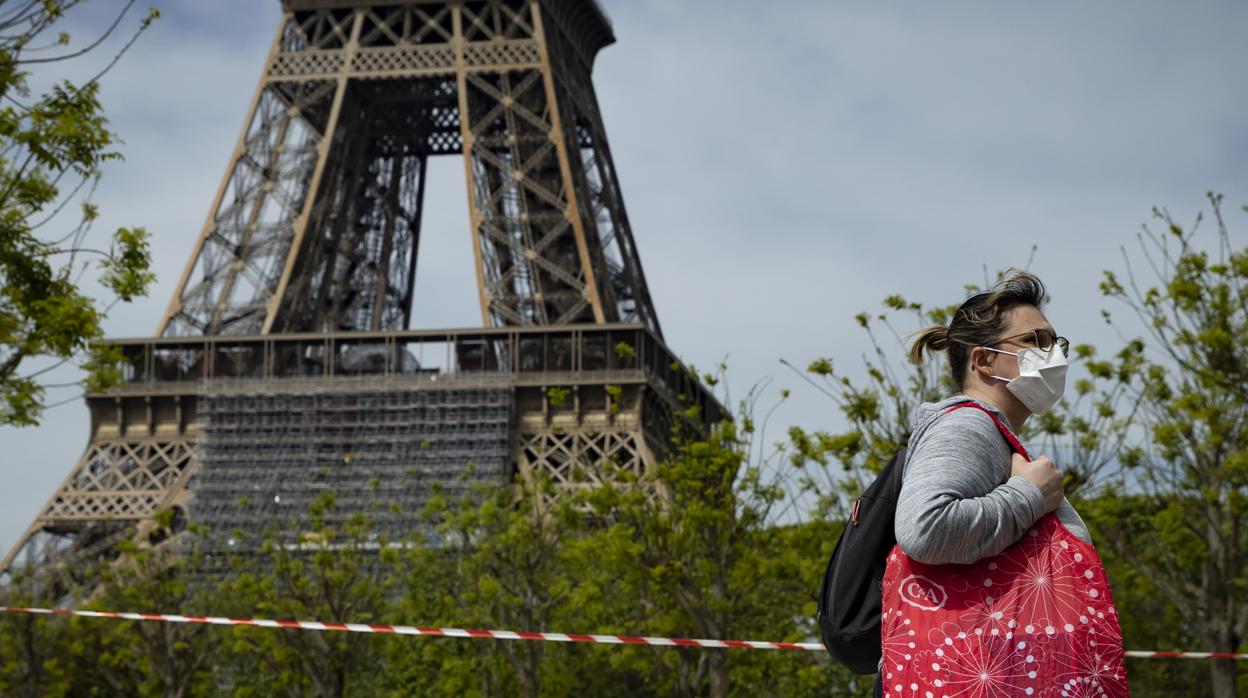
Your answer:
[898,575,947,611]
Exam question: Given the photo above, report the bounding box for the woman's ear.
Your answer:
[968,346,995,379]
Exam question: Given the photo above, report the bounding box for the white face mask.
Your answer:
[984,345,1068,415]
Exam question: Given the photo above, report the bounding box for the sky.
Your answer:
[2,0,1247,556]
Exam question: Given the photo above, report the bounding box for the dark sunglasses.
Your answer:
[993,328,1070,358]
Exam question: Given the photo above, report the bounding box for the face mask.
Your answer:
[983,345,1068,415]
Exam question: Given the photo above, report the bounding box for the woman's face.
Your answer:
[983,304,1058,381]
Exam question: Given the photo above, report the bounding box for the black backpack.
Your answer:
[815,446,907,675]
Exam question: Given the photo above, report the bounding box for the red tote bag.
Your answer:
[880,404,1128,697]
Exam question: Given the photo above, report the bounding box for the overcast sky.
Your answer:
[2,1,1246,556]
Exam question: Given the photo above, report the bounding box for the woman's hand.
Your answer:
[1011,453,1064,513]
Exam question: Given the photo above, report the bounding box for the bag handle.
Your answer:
[942,402,1032,461]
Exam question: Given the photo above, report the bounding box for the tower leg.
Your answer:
[1,437,195,592]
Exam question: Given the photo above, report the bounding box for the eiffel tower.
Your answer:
[1,0,721,588]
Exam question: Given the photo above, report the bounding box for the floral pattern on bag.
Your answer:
[881,514,1128,698]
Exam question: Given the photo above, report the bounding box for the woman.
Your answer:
[876,270,1127,697]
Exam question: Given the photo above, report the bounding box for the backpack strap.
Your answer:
[942,402,1032,461]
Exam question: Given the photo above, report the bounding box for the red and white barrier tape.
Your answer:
[1,606,1244,660]
[0,606,820,651]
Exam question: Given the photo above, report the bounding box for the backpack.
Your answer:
[815,446,907,674]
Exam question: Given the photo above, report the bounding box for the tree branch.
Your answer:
[16,0,134,65]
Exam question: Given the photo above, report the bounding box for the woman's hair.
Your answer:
[909,269,1048,389]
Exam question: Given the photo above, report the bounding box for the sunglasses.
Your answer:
[993,328,1070,358]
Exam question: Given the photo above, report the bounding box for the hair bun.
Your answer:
[908,325,950,364]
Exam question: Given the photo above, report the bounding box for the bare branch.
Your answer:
[16,0,134,65]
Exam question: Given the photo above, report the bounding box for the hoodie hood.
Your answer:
[907,395,1014,451]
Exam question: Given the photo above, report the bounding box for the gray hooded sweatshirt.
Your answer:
[894,395,1091,565]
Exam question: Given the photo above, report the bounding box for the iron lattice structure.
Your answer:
[2,0,720,590]
[161,0,659,336]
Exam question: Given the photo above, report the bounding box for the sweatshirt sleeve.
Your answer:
[894,409,1047,565]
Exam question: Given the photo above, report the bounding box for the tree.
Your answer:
[384,377,855,697]
[1093,193,1247,698]
[572,384,853,698]
[783,297,951,520]
[0,590,74,697]
[84,532,219,698]
[216,493,395,697]
[0,547,195,698]
[388,473,624,698]
[0,0,158,426]
[394,448,711,696]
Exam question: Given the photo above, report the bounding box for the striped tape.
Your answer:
[1,606,1243,660]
